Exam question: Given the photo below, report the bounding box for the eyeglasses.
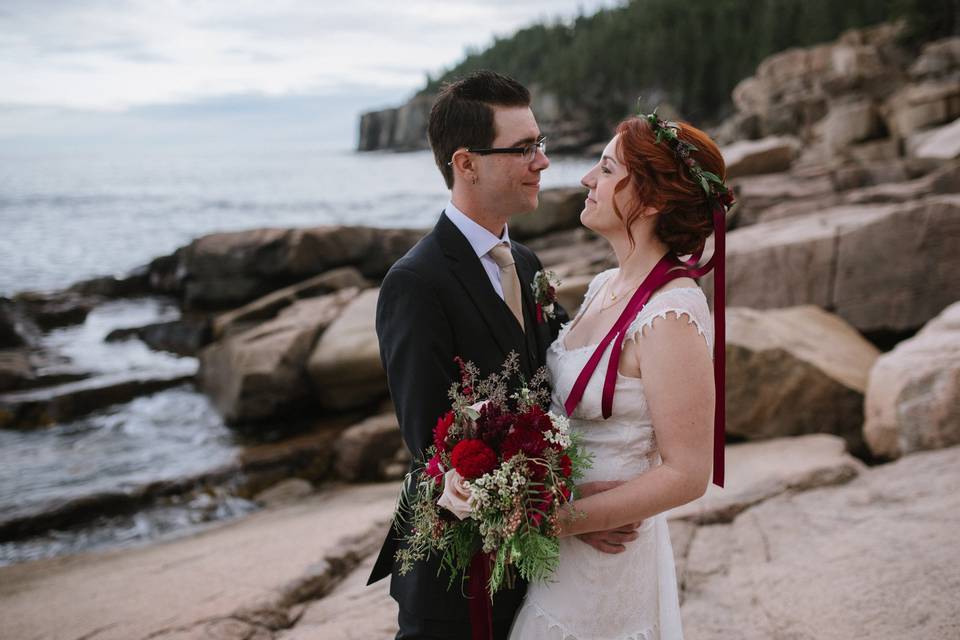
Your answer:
[447,136,547,165]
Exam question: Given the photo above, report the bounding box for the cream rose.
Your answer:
[437,468,474,520]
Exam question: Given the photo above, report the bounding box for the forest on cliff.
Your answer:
[419,0,957,132]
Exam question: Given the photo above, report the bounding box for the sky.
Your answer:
[0,0,623,150]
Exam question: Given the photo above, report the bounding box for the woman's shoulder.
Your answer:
[627,283,713,347]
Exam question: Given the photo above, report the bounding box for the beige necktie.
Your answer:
[489,243,525,332]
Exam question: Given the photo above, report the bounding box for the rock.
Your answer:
[822,100,883,149]
[68,269,152,298]
[725,306,879,454]
[843,137,901,163]
[839,159,960,205]
[703,196,960,334]
[0,372,194,430]
[0,483,399,640]
[356,227,428,281]
[864,301,960,459]
[179,226,423,310]
[0,298,31,348]
[679,445,960,639]
[913,116,960,160]
[276,551,398,640]
[253,478,315,507]
[12,291,100,331]
[908,37,960,80]
[212,267,370,340]
[832,195,960,333]
[357,95,432,151]
[667,434,864,525]
[0,349,34,392]
[722,136,800,179]
[199,288,360,424]
[508,187,586,240]
[307,289,385,412]
[525,227,612,276]
[107,315,212,357]
[882,75,960,138]
[333,412,403,482]
[728,172,835,227]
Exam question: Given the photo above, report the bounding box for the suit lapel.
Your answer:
[437,213,520,362]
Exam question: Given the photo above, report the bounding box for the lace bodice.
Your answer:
[547,268,713,481]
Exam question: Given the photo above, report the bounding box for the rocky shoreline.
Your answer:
[1,23,959,639]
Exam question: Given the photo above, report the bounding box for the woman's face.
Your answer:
[580,134,637,237]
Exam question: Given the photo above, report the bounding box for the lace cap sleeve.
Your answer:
[623,287,714,353]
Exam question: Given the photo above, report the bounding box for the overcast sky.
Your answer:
[0,0,622,149]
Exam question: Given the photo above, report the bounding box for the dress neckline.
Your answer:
[559,274,702,353]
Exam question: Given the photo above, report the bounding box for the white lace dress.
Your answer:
[508,268,714,640]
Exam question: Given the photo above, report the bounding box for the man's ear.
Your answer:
[450,149,477,184]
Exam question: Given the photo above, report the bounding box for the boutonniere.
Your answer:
[531,270,561,323]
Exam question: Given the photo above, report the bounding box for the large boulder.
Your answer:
[679,445,960,639]
[882,76,960,139]
[212,267,370,340]
[821,100,883,149]
[728,171,835,227]
[722,136,800,179]
[726,306,879,454]
[179,226,423,309]
[508,187,586,240]
[704,195,960,334]
[333,412,403,482]
[864,301,960,460]
[307,289,386,411]
[199,288,360,424]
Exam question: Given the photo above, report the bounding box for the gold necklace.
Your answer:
[600,277,642,311]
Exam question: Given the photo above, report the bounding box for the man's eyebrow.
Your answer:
[507,133,542,147]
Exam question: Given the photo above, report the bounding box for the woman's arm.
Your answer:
[559,310,715,536]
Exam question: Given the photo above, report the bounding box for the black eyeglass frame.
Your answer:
[446,135,547,166]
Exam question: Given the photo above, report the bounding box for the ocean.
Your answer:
[0,144,595,296]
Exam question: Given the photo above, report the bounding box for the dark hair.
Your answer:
[613,117,726,255]
[428,70,531,189]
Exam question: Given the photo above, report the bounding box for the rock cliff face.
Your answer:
[357,95,433,151]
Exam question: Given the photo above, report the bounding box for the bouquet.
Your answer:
[394,352,591,601]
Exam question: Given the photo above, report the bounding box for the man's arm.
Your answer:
[376,266,457,459]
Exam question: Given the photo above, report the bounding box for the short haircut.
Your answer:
[428,70,531,189]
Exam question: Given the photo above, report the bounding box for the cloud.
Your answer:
[0,0,621,110]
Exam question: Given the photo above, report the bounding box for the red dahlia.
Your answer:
[433,411,454,452]
[451,439,498,479]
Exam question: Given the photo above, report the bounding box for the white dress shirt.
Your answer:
[444,201,513,300]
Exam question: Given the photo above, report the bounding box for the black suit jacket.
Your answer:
[368,212,568,621]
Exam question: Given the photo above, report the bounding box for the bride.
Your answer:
[508,112,731,640]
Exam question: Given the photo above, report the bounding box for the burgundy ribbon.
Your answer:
[564,206,726,487]
[468,550,493,640]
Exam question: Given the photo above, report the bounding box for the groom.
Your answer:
[370,71,622,639]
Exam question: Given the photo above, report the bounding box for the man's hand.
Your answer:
[574,480,644,554]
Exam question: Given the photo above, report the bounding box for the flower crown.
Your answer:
[640,108,735,209]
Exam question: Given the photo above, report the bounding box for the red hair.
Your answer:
[613,116,726,255]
